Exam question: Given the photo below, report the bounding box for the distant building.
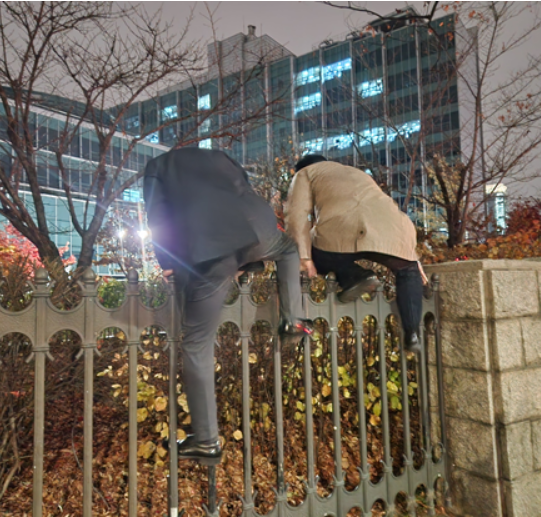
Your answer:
[0,93,167,271]
[486,183,508,233]
[120,8,478,222]
[1,8,480,260]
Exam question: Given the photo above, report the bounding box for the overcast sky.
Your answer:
[140,1,541,197]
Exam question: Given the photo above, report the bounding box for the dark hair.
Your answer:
[294,154,327,172]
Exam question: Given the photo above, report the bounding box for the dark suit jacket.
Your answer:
[144,148,275,269]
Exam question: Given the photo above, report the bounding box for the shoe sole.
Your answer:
[338,277,381,303]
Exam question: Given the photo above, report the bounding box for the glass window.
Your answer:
[125,115,140,129]
[198,94,211,111]
[145,132,159,144]
[322,58,352,82]
[358,79,383,98]
[161,105,178,120]
[296,66,321,86]
[294,92,322,114]
[123,188,142,203]
[301,137,324,154]
[199,138,212,149]
[327,133,354,150]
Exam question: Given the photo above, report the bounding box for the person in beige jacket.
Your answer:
[285,154,423,352]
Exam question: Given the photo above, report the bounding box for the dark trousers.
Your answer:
[311,247,423,334]
[176,227,302,443]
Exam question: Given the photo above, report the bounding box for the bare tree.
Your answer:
[323,1,541,247]
[0,2,283,279]
[423,2,541,246]
[323,1,441,26]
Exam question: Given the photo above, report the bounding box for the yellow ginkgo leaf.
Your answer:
[137,407,148,423]
[154,397,167,412]
[233,429,243,441]
[322,384,332,397]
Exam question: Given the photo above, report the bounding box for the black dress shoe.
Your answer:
[171,435,223,466]
[337,275,381,303]
[404,330,422,354]
[278,318,315,346]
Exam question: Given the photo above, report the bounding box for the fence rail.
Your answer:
[0,267,449,517]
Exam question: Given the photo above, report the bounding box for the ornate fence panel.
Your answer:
[0,267,449,517]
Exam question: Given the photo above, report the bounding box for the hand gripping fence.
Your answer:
[0,267,450,517]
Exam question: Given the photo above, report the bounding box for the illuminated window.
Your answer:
[162,105,178,120]
[358,120,421,147]
[200,119,211,134]
[199,138,212,149]
[198,94,211,111]
[327,133,354,150]
[322,58,352,82]
[125,115,139,129]
[301,137,324,154]
[358,79,383,98]
[145,132,159,144]
[387,120,421,142]
[123,189,142,203]
[358,126,386,147]
[296,66,320,86]
[294,92,322,114]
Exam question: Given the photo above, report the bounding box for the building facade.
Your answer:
[0,97,167,271]
[121,9,475,221]
[1,9,477,268]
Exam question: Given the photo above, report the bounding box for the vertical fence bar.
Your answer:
[82,269,97,517]
[127,269,139,516]
[376,286,394,514]
[208,466,218,514]
[432,274,452,507]
[31,268,50,517]
[418,323,435,516]
[168,273,180,517]
[400,334,416,516]
[302,277,317,511]
[274,334,286,512]
[354,299,371,517]
[328,277,344,515]
[239,277,254,514]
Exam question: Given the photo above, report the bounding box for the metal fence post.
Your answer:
[127,268,139,516]
[168,272,180,517]
[81,268,98,517]
[30,267,51,517]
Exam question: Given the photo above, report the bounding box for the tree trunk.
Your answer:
[77,234,96,270]
[35,237,69,283]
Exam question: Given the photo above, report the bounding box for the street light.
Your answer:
[118,228,126,239]
[137,229,148,240]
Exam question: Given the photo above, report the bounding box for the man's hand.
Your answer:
[301,259,317,278]
[162,269,174,281]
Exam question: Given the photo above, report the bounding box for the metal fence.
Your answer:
[0,267,449,517]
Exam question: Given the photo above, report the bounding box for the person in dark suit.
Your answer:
[144,148,312,465]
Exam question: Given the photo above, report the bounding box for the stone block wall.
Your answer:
[425,260,541,517]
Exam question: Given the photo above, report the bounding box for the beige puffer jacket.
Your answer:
[285,161,418,261]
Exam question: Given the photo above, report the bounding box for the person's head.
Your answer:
[294,154,327,172]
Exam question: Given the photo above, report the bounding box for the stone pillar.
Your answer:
[425,259,541,517]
